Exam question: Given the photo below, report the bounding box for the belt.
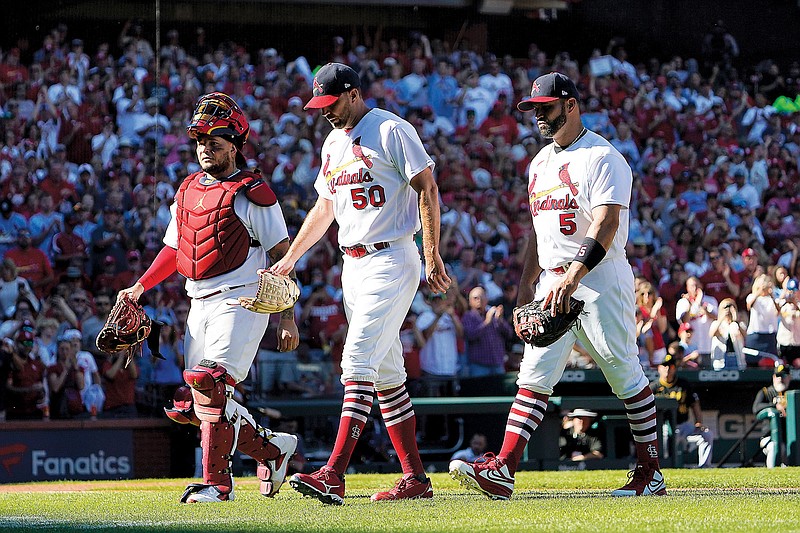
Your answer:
[196,284,247,300]
[549,262,571,275]
[340,241,390,258]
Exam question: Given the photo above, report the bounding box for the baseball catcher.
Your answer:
[116,91,300,504]
[512,297,585,347]
[96,295,164,366]
[237,269,300,314]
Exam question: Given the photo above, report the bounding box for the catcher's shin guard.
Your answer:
[165,386,200,426]
[197,418,237,493]
[184,359,235,422]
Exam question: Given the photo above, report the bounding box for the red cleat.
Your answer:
[449,453,514,500]
[289,466,345,505]
[611,464,667,496]
[371,473,433,501]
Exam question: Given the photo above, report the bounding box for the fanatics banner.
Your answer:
[0,429,134,482]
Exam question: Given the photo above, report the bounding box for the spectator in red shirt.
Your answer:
[478,102,518,145]
[300,280,347,360]
[51,210,87,276]
[47,337,85,420]
[0,48,29,87]
[659,263,688,329]
[92,255,126,294]
[100,350,139,418]
[5,229,55,300]
[739,247,765,306]
[700,246,742,304]
[5,323,47,420]
[400,311,424,395]
[39,159,78,207]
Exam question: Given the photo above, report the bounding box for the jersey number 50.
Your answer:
[351,185,386,210]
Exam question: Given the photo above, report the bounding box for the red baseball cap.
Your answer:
[742,248,757,258]
[518,72,579,111]
[678,323,693,334]
[305,63,361,110]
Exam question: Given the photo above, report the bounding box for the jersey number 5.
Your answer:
[351,185,386,210]
[559,212,577,235]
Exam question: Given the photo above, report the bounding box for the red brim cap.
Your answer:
[304,94,340,110]
[517,96,559,111]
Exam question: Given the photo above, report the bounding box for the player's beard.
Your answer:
[537,102,567,138]
[200,152,235,177]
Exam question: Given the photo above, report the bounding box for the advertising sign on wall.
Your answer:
[0,430,133,483]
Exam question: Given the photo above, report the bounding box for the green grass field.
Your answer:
[0,468,799,532]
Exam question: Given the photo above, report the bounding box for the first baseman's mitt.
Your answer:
[237,269,300,314]
[96,296,164,366]
[512,297,585,348]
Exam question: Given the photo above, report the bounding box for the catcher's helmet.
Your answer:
[187,92,249,147]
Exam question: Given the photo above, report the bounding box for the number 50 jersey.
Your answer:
[314,108,434,248]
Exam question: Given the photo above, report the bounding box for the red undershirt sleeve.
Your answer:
[137,246,178,291]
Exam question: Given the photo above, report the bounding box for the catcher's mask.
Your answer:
[187,92,250,149]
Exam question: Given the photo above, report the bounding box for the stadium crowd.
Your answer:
[0,20,799,427]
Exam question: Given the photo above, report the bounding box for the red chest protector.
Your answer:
[175,170,276,280]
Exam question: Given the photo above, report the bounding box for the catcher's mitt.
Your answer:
[96,296,164,366]
[512,297,585,348]
[238,269,300,314]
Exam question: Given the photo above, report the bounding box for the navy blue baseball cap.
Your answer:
[305,63,361,110]
[518,72,580,111]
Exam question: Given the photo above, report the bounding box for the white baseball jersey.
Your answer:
[314,108,434,247]
[518,128,649,400]
[527,129,631,269]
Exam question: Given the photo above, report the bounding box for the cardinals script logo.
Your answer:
[528,162,579,217]
[324,137,375,194]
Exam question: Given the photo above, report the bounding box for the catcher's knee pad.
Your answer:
[183,359,235,423]
[164,386,200,426]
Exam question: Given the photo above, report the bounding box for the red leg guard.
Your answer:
[184,360,234,422]
[237,422,281,496]
[164,386,200,426]
[237,422,280,462]
[200,419,236,491]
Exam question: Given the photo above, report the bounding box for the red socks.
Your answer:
[622,386,661,468]
[377,384,424,475]
[327,381,374,475]
[498,388,549,475]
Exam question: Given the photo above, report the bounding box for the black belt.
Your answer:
[340,241,390,258]
[197,284,247,300]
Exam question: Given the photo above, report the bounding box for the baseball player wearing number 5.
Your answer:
[119,92,300,503]
[270,63,451,505]
[449,72,666,498]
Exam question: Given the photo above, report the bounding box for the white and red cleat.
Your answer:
[289,466,345,505]
[371,473,433,501]
[449,453,514,500]
[611,464,667,496]
[259,432,298,497]
[181,483,234,503]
